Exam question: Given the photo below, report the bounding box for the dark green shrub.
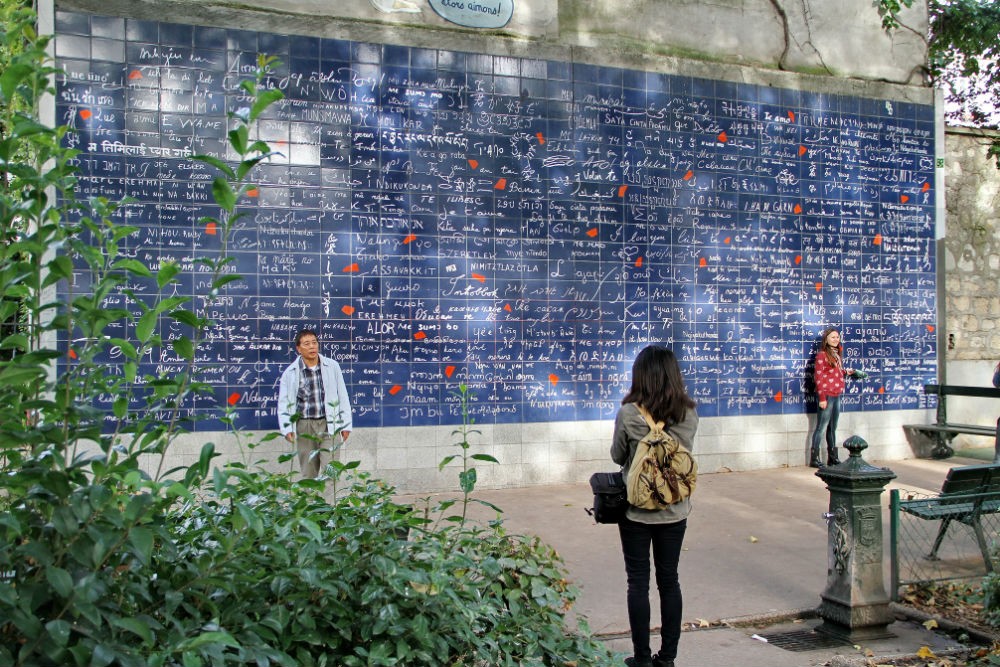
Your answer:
[149,468,611,666]
[980,573,1000,628]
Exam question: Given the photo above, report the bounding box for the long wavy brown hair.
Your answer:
[622,345,696,426]
[818,326,843,368]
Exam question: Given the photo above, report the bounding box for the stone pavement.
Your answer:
[401,455,988,666]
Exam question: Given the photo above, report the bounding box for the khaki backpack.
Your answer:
[625,405,697,509]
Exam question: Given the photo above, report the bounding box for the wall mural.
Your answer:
[53,10,938,431]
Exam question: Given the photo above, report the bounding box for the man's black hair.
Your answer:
[294,328,318,346]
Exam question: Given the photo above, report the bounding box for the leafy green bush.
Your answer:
[0,8,614,666]
[980,572,1000,628]
[147,468,611,666]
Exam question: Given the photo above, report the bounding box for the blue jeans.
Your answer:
[618,517,687,661]
[811,395,842,462]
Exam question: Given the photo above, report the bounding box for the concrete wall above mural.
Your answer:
[56,0,927,85]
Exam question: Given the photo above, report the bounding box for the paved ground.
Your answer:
[400,455,991,666]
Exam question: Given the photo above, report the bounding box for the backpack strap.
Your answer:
[636,404,665,431]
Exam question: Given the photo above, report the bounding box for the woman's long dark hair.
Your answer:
[621,345,696,426]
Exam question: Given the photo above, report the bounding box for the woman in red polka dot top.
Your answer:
[810,327,856,467]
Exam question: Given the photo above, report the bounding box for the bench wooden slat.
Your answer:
[924,384,1000,399]
[901,499,1000,521]
[939,464,1000,494]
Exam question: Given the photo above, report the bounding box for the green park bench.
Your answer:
[896,463,1000,572]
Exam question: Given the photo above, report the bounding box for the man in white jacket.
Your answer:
[277,328,353,478]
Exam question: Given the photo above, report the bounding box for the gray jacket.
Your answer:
[611,402,699,524]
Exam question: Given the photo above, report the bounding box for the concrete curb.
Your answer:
[890,602,996,645]
[717,606,818,628]
[596,604,987,667]
[593,608,818,643]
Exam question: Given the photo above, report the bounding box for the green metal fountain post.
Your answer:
[815,435,898,642]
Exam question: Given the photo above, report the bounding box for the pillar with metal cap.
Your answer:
[815,435,898,642]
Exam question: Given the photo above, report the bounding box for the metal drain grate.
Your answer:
[757,629,851,652]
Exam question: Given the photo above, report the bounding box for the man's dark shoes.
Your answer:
[624,657,654,667]
[809,459,822,468]
[652,653,675,667]
[827,456,841,466]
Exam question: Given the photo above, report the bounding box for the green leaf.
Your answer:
[129,526,154,565]
[46,567,74,598]
[228,126,248,155]
[9,116,53,140]
[0,513,22,535]
[91,644,116,667]
[211,177,236,212]
[472,498,504,514]
[0,364,43,386]
[111,616,153,644]
[109,337,138,360]
[233,501,263,535]
[0,62,34,101]
[177,630,241,651]
[136,309,157,344]
[165,482,192,499]
[471,454,499,463]
[45,254,74,282]
[191,154,236,179]
[172,337,194,361]
[235,152,278,181]
[0,333,29,351]
[190,442,215,477]
[156,295,189,312]
[111,258,153,277]
[298,517,322,541]
[211,273,244,290]
[248,88,284,123]
[45,619,72,647]
[170,309,202,327]
[438,454,458,470]
[157,261,182,289]
[459,468,477,494]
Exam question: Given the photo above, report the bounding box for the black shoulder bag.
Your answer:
[585,471,627,524]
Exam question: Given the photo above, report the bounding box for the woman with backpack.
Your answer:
[611,345,699,667]
[809,326,858,467]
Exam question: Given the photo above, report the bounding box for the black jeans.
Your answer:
[618,517,687,661]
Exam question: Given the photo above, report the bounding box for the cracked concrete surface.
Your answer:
[55,0,926,85]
